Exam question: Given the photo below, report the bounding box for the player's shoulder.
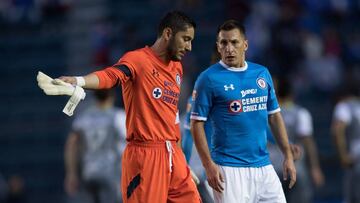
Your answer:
[334,100,350,111]
[173,61,183,74]
[295,104,311,117]
[247,61,269,72]
[120,47,147,61]
[198,62,223,78]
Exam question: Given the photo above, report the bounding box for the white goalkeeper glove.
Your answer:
[37,71,86,116]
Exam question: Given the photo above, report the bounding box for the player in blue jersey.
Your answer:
[190,20,296,203]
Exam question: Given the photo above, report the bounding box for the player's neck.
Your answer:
[150,40,171,65]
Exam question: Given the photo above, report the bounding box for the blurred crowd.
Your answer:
[0,0,71,24]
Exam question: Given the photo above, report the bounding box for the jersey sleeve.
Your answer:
[296,108,313,137]
[265,69,280,114]
[94,51,139,89]
[190,73,213,121]
[333,102,352,124]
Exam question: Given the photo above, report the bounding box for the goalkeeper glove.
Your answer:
[37,71,86,116]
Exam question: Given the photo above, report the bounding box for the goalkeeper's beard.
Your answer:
[167,36,181,62]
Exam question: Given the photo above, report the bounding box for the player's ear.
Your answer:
[216,41,221,53]
[162,27,172,41]
[244,40,248,51]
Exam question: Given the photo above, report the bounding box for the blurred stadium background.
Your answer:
[0,0,359,202]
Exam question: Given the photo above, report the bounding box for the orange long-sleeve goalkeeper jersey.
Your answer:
[95,46,182,142]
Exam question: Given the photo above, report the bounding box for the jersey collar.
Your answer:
[219,60,248,72]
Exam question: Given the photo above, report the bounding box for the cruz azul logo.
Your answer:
[152,87,162,99]
[256,78,267,89]
[229,100,242,113]
[224,84,235,91]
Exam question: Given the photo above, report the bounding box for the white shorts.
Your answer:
[213,164,286,203]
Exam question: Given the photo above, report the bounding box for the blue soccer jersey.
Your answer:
[190,61,280,167]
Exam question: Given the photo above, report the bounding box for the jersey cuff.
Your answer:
[268,108,281,115]
[190,115,207,121]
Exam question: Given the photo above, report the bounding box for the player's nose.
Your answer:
[185,41,192,52]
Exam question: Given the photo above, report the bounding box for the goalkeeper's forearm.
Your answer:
[61,73,100,89]
[82,74,100,89]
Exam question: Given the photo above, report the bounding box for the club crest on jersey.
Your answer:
[176,73,181,86]
[229,100,242,113]
[224,84,235,91]
[152,87,162,99]
[256,78,267,89]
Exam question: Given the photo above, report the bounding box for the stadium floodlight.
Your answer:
[37,71,86,116]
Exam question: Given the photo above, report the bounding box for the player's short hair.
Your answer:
[157,11,196,38]
[217,20,246,39]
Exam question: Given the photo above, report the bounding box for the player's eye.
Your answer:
[220,40,228,46]
[231,40,240,46]
[183,36,192,42]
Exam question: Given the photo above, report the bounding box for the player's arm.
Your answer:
[332,119,353,168]
[64,131,81,196]
[331,102,353,168]
[268,112,296,188]
[267,126,302,160]
[176,123,182,149]
[59,65,133,89]
[191,120,224,192]
[301,136,324,186]
[59,73,100,89]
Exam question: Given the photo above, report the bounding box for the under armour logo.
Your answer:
[224,84,235,91]
[152,69,159,77]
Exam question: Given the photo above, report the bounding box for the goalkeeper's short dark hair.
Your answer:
[157,11,196,38]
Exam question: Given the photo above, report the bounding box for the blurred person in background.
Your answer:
[64,89,126,203]
[4,175,27,203]
[332,82,360,203]
[0,173,7,203]
[268,77,324,203]
[190,19,295,203]
[41,11,201,202]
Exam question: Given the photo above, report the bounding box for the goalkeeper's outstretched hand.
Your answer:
[37,71,86,116]
[37,71,75,96]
